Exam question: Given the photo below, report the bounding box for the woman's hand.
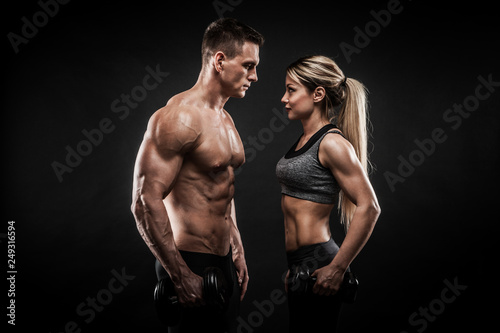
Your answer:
[310,264,345,296]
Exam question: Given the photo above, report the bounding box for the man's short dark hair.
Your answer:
[201,18,264,66]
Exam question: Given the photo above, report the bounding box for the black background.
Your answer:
[4,0,499,332]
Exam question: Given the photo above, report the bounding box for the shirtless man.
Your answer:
[131,19,264,332]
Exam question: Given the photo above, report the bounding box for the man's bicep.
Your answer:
[134,137,184,199]
[134,107,199,199]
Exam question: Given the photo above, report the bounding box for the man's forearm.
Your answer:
[228,199,245,257]
[132,193,189,282]
[228,199,249,300]
[230,222,245,259]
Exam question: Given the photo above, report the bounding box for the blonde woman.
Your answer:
[276,55,381,332]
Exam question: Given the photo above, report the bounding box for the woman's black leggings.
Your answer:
[286,238,343,333]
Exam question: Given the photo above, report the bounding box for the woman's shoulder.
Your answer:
[321,130,352,151]
[319,131,357,168]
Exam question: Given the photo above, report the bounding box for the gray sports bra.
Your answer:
[275,124,345,204]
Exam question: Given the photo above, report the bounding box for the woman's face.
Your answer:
[281,74,315,120]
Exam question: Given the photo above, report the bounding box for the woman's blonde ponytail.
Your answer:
[336,77,369,228]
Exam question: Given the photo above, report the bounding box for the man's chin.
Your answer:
[231,91,246,99]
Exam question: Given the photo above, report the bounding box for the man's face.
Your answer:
[220,42,260,98]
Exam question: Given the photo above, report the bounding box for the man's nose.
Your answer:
[249,69,258,82]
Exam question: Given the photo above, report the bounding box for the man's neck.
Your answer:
[193,69,229,112]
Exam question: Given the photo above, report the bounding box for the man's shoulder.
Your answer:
[154,93,197,120]
[146,97,202,153]
[221,108,236,125]
[151,91,203,126]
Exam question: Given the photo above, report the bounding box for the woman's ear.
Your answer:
[213,51,225,73]
[313,86,326,103]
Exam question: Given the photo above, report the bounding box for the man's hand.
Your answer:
[174,271,205,307]
[284,269,290,292]
[233,254,249,301]
[310,264,345,296]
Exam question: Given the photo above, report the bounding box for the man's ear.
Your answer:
[213,51,225,73]
[313,86,326,103]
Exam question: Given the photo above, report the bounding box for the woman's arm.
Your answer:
[311,134,381,296]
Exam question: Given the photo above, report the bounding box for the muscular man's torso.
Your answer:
[160,91,245,255]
